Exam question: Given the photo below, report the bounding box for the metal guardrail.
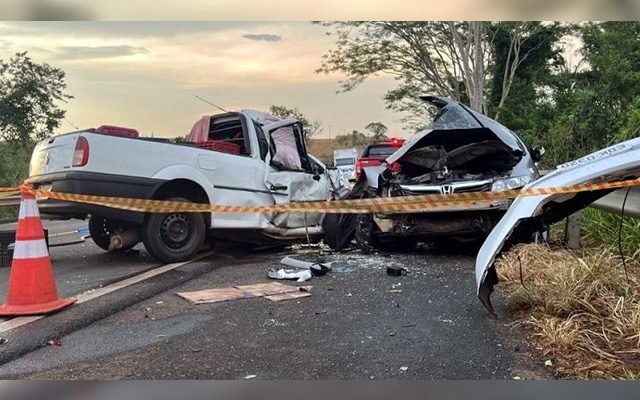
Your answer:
[0,195,20,208]
[591,187,640,218]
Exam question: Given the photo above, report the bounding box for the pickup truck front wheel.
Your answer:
[141,197,206,263]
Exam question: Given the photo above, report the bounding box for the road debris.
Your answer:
[387,266,407,276]
[144,306,155,320]
[280,256,331,276]
[177,282,312,304]
[244,374,257,380]
[47,339,62,346]
[0,337,7,345]
[263,319,287,327]
[399,366,408,373]
[176,288,251,304]
[268,268,312,282]
[264,291,311,302]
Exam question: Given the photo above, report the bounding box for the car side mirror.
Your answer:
[531,145,545,162]
[312,164,324,175]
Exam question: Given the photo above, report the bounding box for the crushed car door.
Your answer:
[263,119,328,229]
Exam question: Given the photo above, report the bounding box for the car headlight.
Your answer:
[491,176,531,191]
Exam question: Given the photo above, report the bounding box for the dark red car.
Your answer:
[355,138,405,179]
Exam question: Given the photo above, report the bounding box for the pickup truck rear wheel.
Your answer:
[141,197,206,263]
[88,216,138,252]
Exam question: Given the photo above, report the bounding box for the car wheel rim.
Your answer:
[160,214,192,249]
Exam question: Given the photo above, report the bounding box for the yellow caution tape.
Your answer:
[0,178,636,214]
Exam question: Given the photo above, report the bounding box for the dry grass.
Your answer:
[497,243,640,379]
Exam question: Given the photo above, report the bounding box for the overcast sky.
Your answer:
[0,21,409,139]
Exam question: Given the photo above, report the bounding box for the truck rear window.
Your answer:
[208,117,251,156]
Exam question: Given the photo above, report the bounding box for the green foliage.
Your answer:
[541,22,640,166]
[582,208,640,259]
[173,135,188,143]
[364,122,388,139]
[335,130,371,148]
[317,22,466,129]
[269,104,322,141]
[0,52,70,221]
[0,51,72,142]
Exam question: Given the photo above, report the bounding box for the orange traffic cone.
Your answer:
[0,192,76,316]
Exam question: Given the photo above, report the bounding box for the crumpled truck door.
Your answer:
[263,119,327,229]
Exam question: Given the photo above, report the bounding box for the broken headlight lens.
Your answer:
[491,176,531,191]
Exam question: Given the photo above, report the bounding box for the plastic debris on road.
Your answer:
[281,256,331,276]
[268,268,312,282]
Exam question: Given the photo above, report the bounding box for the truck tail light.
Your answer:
[355,159,363,178]
[384,161,401,173]
[73,136,89,167]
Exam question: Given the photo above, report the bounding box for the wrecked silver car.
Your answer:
[324,96,544,252]
[476,138,640,314]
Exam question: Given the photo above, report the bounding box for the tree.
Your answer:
[268,104,322,140]
[317,22,560,129]
[335,130,371,147]
[0,51,72,142]
[543,22,640,165]
[364,122,388,139]
[0,52,71,192]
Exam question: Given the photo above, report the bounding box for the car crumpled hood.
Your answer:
[387,126,522,166]
[475,137,640,314]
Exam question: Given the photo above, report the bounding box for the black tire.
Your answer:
[354,214,378,254]
[141,197,206,263]
[354,214,417,254]
[322,213,358,250]
[88,216,138,252]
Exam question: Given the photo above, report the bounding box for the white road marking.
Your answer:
[0,250,216,334]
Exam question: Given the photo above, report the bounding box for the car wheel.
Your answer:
[88,216,138,252]
[354,214,378,254]
[141,197,206,263]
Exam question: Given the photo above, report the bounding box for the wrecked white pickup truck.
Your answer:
[27,110,345,263]
[476,138,640,313]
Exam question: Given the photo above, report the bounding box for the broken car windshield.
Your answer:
[428,103,482,130]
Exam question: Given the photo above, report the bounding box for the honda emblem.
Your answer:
[440,185,453,195]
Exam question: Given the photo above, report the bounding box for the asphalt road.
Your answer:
[0,245,549,380]
[0,219,160,301]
